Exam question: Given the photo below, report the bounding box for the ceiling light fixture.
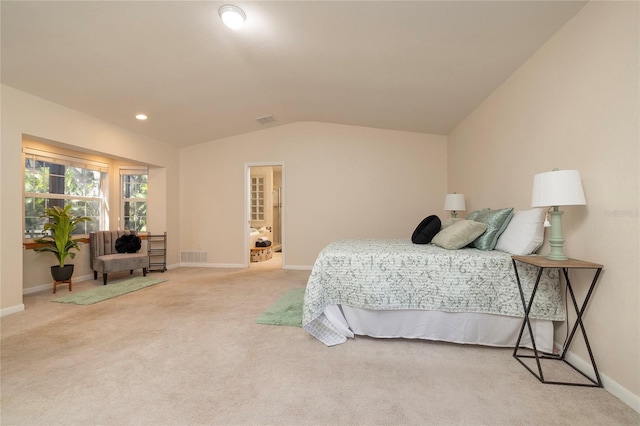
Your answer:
[135,114,148,120]
[219,4,246,30]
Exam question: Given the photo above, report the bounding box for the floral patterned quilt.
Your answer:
[302,239,565,346]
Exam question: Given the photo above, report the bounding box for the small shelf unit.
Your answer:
[147,232,167,272]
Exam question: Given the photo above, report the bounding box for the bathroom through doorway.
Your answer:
[245,163,284,269]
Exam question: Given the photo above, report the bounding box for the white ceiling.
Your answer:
[1,1,587,148]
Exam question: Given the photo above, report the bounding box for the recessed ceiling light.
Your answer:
[219,4,246,30]
[135,114,148,120]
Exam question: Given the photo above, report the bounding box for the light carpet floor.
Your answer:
[2,257,638,425]
[53,276,168,305]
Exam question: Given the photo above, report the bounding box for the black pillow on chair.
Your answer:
[411,215,442,244]
[115,234,142,253]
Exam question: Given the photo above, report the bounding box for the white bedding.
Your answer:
[324,305,554,352]
[303,239,564,347]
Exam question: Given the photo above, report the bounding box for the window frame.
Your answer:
[23,148,109,240]
[119,167,149,232]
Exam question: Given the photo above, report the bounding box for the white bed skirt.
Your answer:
[324,305,555,353]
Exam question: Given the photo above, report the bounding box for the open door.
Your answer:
[245,163,284,268]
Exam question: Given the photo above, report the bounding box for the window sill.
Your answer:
[23,237,90,250]
[23,233,147,250]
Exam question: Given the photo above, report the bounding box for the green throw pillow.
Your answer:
[469,207,515,250]
[465,208,490,221]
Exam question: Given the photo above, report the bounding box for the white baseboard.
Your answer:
[177,261,313,270]
[179,262,246,269]
[0,304,25,317]
[23,283,55,295]
[283,265,313,271]
[562,351,640,414]
[23,273,94,295]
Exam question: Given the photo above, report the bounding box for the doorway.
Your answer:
[245,163,284,268]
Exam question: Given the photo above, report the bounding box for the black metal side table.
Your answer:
[511,255,604,387]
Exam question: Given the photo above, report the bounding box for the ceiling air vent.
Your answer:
[256,115,276,125]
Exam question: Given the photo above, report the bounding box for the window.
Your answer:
[120,168,148,232]
[24,148,107,239]
[251,176,265,221]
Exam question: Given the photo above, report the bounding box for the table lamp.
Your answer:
[444,193,466,218]
[531,169,586,260]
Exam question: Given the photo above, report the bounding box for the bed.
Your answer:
[302,238,565,352]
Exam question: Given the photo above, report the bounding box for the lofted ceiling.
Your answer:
[1,1,587,148]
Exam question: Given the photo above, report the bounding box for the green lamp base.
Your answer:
[546,208,568,261]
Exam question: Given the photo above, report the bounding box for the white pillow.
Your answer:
[495,208,546,255]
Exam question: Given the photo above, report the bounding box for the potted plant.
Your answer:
[34,205,91,281]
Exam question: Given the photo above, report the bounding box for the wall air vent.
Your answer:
[256,115,276,125]
[180,251,208,264]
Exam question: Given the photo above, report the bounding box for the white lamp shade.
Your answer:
[444,193,466,211]
[531,170,586,207]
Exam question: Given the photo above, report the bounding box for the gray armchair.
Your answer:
[89,231,149,285]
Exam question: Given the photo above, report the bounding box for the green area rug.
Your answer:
[53,276,167,305]
[256,288,305,327]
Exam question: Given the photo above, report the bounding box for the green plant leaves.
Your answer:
[33,205,91,267]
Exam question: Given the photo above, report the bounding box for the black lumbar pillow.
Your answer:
[115,234,142,253]
[411,215,442,244]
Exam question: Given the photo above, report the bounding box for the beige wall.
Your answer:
[180,122,447,268]
[1,85,181,309]
[448,1,639,406]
